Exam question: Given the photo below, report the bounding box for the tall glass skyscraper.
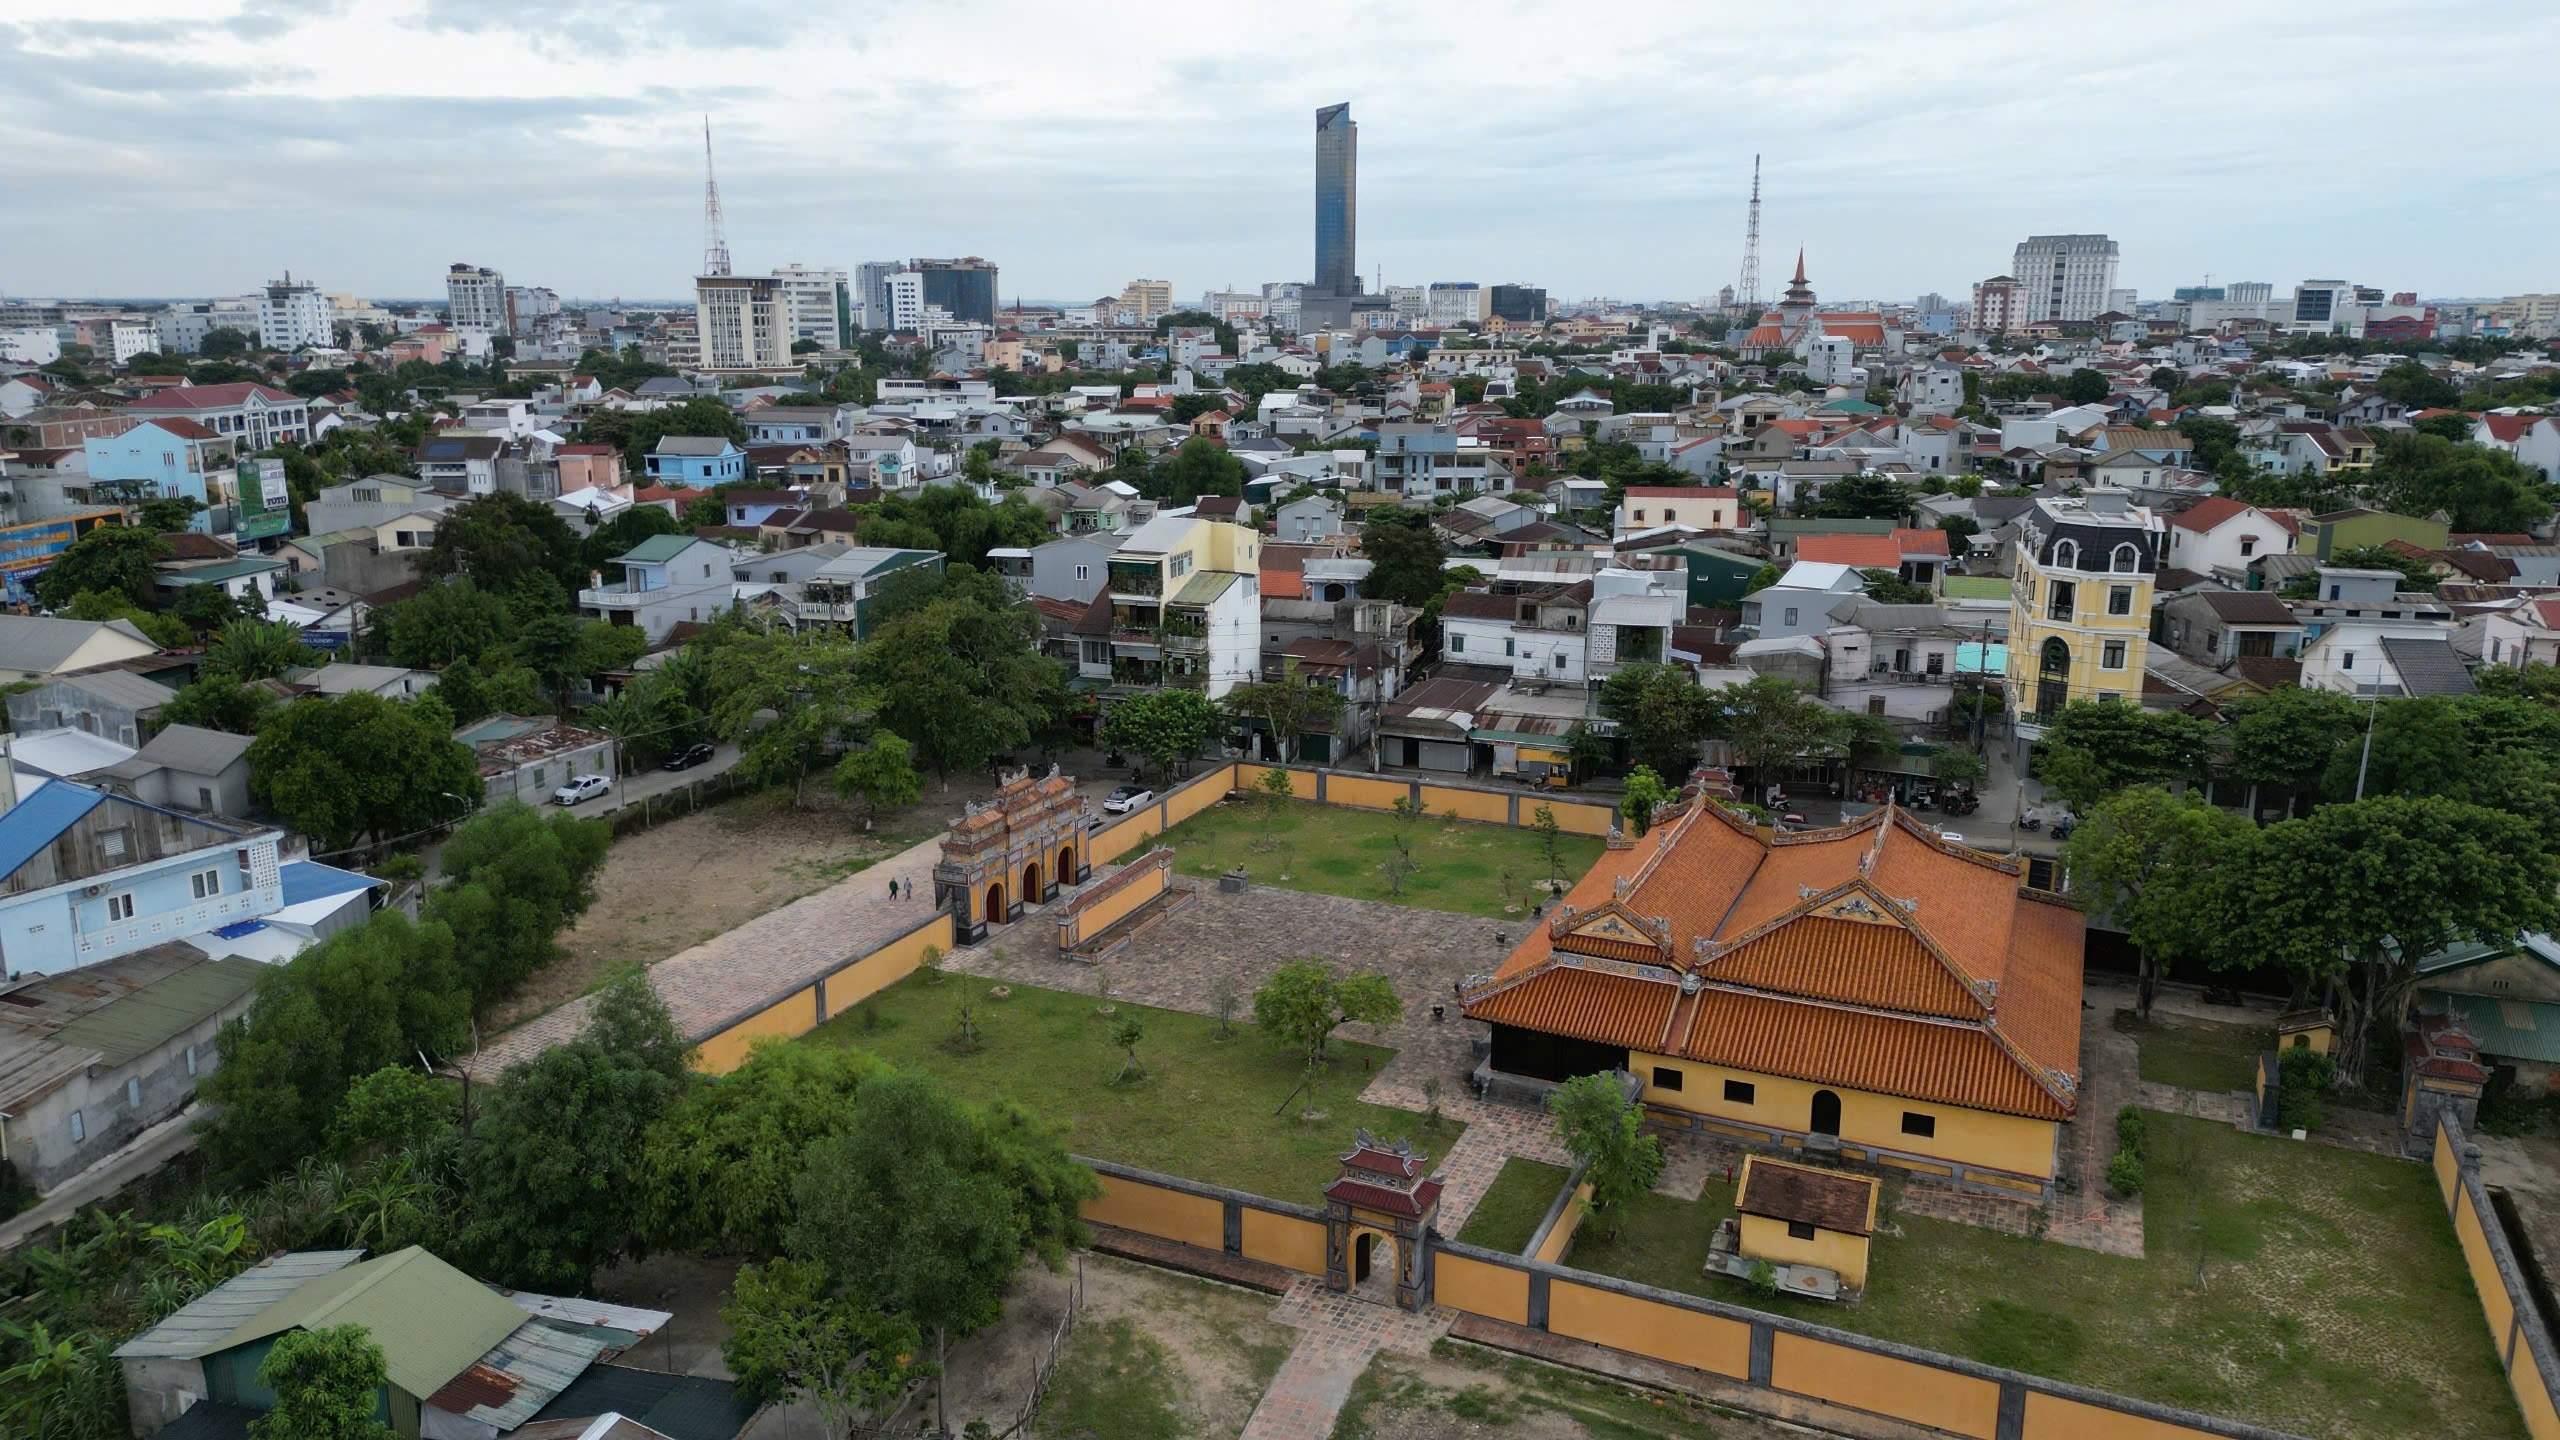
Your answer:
[1314,103,1357,297]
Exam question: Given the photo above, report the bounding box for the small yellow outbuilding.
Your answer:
[1734,1156,1880,1290]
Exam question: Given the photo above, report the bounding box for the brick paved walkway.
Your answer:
[465,832,952,1079]
[1240,1277,1453,1440]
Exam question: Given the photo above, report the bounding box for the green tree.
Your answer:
[1857,568,1933,604]
[2062,788,2257,1020]
[721,1258,928,1437]
[1709,675,1845,797]
[326,1066,458,1162]
[1618,766,1675,836]
[1100,688,1222,781]
[460,1035,681,1291]
[1548,1072,1663,1240]
[254,1325,395,1440]
[1250,959,1403,1064]
[58,587,190,648]
[2366,433,2556,534]
[835,733,922,814]
[592,394,747,469]
[420,493,585,601]
[1357,511,1447,608]
[2061,368,2111,406]
[36,527,168,609]
[2221,797,2558,1084]
[203,618,318,682]
[1220,663,1347,764]
[1143,437,1247,506]
[1806,473,1911,521]
[199,910,472,1182]
[641,1045,892,1255]
[137,495,205,533]
[167,581,264,634]
[248,693,481,852]
[425,656,546,727]
[1742,562,1781,595]
[2033,702,2215,811]
[377,578,512,668]
[2173,415,2241,472]
[705,623,873,805]
[2226,685,2364,813]
[1596,663,1718,780]
[422,799,611,1005]
[2373,359,2460,412]
[864,599,1064,776]
[2323,542,2442,593]
[587,962,697,1082]
[157,675,278,734]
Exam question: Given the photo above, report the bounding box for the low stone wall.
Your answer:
[2437,1115,2560,1440]
[1084,762,1620,868]
[690,910,955,1074]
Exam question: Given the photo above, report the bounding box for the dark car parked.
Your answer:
[661,741,717,771]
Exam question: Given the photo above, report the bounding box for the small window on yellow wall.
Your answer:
[1786,1220,1816,1240]
[1901,1111,1937,1138]
[1651,1066,1683,1091]
[1723,1079,1755,1104]
[2290,1033,2309,1049]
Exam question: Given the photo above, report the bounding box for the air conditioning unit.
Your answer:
[82,884,105,897]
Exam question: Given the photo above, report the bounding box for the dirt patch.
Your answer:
[1337,1339,1798,1440]
[990,1253,1292,1439]
[587,1251,744,1380]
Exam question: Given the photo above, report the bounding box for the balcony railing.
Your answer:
[2045,604,2074,623]
[578,586,652,610]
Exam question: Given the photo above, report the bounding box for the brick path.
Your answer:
[2044,1005,2146,1257]
[465,832,952,1079]
[1240,1277,1453,1440]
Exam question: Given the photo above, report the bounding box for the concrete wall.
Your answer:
[2436,1115,2560,1440]
[1078,1156,2318,1440]
[690,911,955,1075]
[1057,848,1170,949]
[10,1001,244,1192]
[1088,761,1619,867]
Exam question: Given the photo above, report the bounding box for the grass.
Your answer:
[1566,1113,2525,1440]
[1038,1317,1186,1440]
[1331,1344,1733,1440]
[2131,1015,2271,1093]
[1454,1157,1573,1255]
[802,973,1463,1199]
[1147,795,1606,919]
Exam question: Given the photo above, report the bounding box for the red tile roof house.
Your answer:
[1794,528,1952,587]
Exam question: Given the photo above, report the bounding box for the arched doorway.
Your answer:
[2036,637,2071,721]
[1055,845,1074,889]
[1350,1228,1399,1300]
[1810,1089,1842,1137]
[984,881,1006,927]
[1022,862,1043,906]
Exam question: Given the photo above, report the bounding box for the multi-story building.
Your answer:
[1314,103,1358,299]
[780,547,945,638]
[578,534,740,644]
[772,264,852,350]
[81,419,236,524]
[1970,275,2023,332]
[0,783,286,979]
[150,299,256,357]
[694,273,789,370]
[104,320,156,366]
[505,285,560,330]
[1427,282,1486,326]
[1115,279,1173,324]
[882,271,929,332]
[854,260,902,331]
[124,383,311,450]
[1077,516,1261,696]
[445,263,507,332]
[909,258,999,326]
[2005,493,2161,733]
[2008,235,2119,324]
[1488,284,1548,324]
[256,273,333,351]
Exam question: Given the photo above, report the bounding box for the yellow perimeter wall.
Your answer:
[1434,1253,1529,1325]
[2021,1392,2211,1440]
[2439,1122,2560,1440]
[1772,1333,2000,1439]
[1085,1172,1225,1250]
[1548,1281,1751,1380]
[1532,1182,1591,1266]
[1089,763,1616,864]
[1635,1051,2061,1182]
[693,913,955,1074]
[1240,1210,1325,1274]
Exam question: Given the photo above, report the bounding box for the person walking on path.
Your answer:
[886,877,899,900]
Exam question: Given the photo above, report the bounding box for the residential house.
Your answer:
[1765,514,1895,565]
[1794,529,1953,589]
[1463,802,2084,1195]
[5,669,178,746]
[644,436,748,487]
[744,405,852,445]
[289,663,433,700]
[779,547,945,638]
[2301,624,2476,697]
[2484,598,2560,669]
[2006,493,2161,731]
[1585,564,1686,679]
[1248,637,1395,764]
[458,715,617,806]
[123,382,310,449]
[1080,515,1261,696]
[0,616,163,683]
[1614,486,1739,539]
[2162,497,2299,581]
[80,419,236,527]
[719,489,802,527]
[2289,565,2457,642]
[0,783,286,978]
[1374,422,1460,498]
[2414,936,2560,1096]
[578,535,739,645]
[2477,414,2560,480]
[81,724,255,817]
[153,553,284,606]
[728,542,850,594]
[1740,561,1867,643]
[1011,535,1116,605]
[842,432,923,488]
[554,443,624,494]
[303,475,456,537]
[416,435,506,495]
[1276,494,1346,542]
[1821,599,1978,721]
[0,943,266,1191]
[2159,589,2306,667]
[1441,583,1591,685]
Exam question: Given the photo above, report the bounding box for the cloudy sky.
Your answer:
[4,0,2554,307]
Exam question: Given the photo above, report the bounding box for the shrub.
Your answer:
[2106,1151,2145,1197]
[1746,1259,1780,1300]
[2277,1046,2336,1132]
[2115,1105,2147,1158]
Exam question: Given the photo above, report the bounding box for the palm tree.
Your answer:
[203,618,316,682]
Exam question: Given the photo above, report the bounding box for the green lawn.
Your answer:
[2133,1016,2271,1093]
[1144,796,1605,919]
[1566,1114,2522,1440]
[800,973,1460,1200]
[1454,1158,1573,1255]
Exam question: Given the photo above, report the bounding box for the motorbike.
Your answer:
[2051,818,2078,842]
[2017,813,2043,832]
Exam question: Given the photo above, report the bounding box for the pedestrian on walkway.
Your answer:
[887,877,898,900]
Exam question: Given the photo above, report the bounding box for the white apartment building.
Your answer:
[1427,282,1487,326]
[854,261,902,332]
[506,286,560,329]
[772,264,850,350]
[106,319,156,365]
[154,300,259,356]
[694,274,789,371]
[1202,290,1267,321]
[257,273,334,351]
[884,271,928,332]
[446,263,507,333]
[2009,235,2119,324]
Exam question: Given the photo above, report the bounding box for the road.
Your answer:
[539,742,744,817]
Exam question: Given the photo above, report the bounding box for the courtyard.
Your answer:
[1144,794,1606,919]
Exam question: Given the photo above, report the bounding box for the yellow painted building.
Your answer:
[1734,1156,1879,1288]
[2004,494,2163,732]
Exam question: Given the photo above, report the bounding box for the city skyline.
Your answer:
[2,1,2556,304]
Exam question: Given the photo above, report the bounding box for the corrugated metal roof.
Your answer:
[2431,991,2560,1066]
[1168,569,1240,607]
[114,1251,365,1359]
[54,668,180,713]
[503,1292,672,1343]
[219,1247,531,1400]
[527,1366,754,1440]
[50,956,265,1067]
[279,861,385,909]
[428,1319,609,1429]
[0,617,155,673]
[0,782,106,882]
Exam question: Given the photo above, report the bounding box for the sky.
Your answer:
[4,0,2556,308]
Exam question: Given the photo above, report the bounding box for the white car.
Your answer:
[554,774,613,806]
[1102,784,1156,815]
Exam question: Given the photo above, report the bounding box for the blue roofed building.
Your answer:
[0,783,286,980]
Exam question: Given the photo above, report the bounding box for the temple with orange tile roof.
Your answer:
[1460,778,2085,1196]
